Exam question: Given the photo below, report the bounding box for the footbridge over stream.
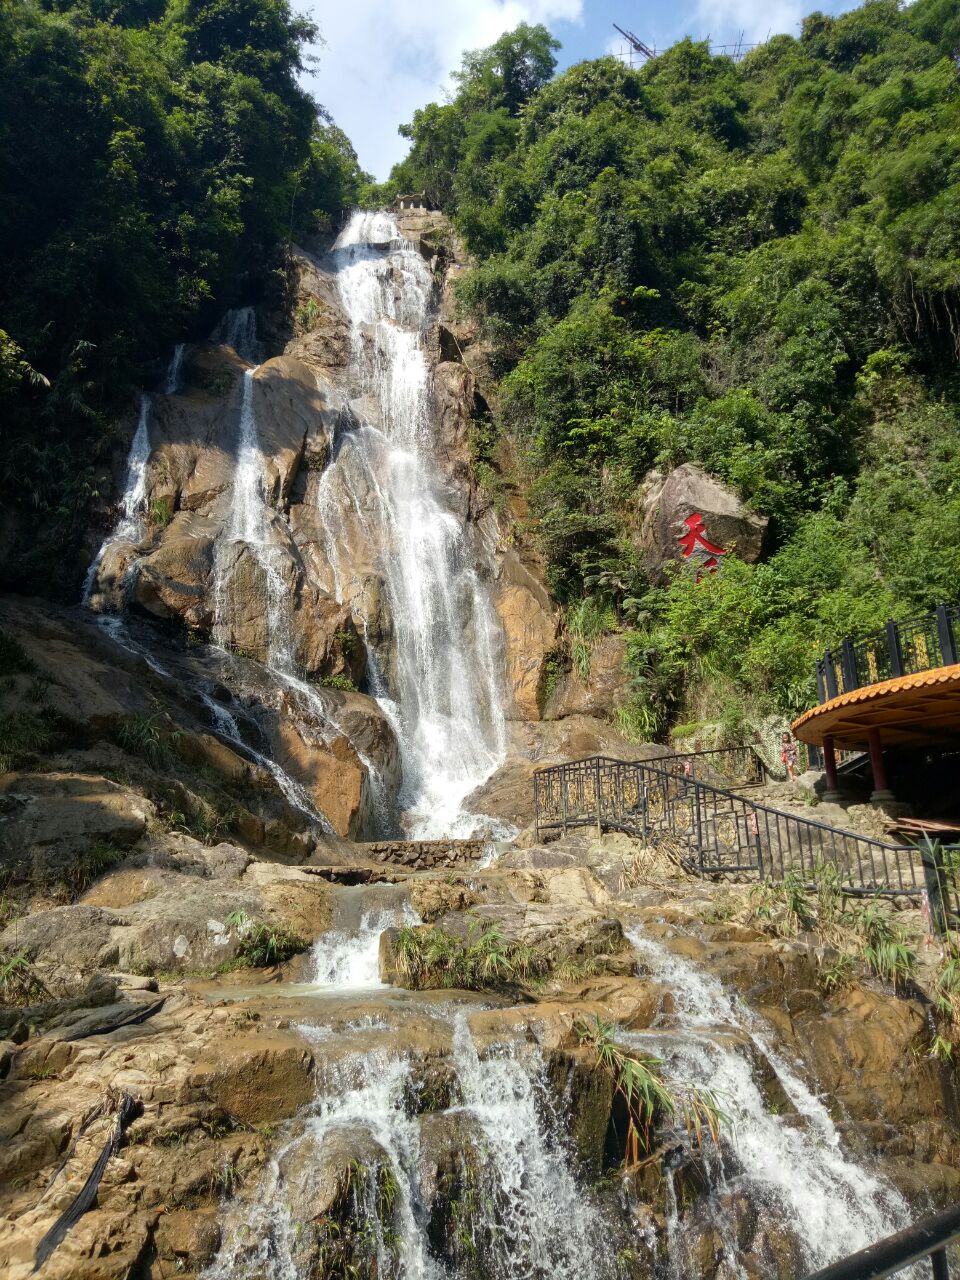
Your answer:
[533,746,960,930]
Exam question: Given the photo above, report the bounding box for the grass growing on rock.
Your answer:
[577,1016,725,1168]
[219,909,308,971]
[748,862,918,993]
[391,918,548,992]
[0,950,50,1006]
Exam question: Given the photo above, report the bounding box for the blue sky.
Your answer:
[302,0,861,181]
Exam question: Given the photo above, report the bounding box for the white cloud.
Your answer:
[678,0,805,46]
[301,0,583,181]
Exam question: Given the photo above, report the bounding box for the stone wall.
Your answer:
[359,839,487,870]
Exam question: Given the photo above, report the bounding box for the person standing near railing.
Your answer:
[780,731,799,782]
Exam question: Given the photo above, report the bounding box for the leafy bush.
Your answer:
[116,712,179,770]
[150,498,173,530]
[317,674,357,692]
[223,909,307,969]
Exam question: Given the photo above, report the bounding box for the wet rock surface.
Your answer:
[2,823,958,1278]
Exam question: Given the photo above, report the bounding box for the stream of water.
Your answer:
[316,212,507,838]
[202,1011,616,1280]
[624,925,912,1274]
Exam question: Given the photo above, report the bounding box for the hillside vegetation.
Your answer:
[382,4,960,737]
[0,0,364,591]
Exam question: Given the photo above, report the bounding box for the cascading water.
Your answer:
[315,212,507,838]
[211,305,261,364]
[215,366,295,673]
[311,890,420,988]
[81,393,153,605]
[202,1017,615,1280]
[624,925,912,1273]
[163,342,185,395]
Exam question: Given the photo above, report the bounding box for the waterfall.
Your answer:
[624,925,911,1273]
[211,305,261,364]
[448,1017,616,1278]
[201,1019,615,1280]
[83,341,188,606]
[316,211,507,838]
[215,366,296,673]
[162,341,185,394]
[81,393,153,605]
[310,894,420,988]
[212,363,392,835]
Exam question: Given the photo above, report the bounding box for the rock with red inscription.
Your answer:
[638,464,767,580]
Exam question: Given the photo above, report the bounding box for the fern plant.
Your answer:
[576,1016,724,1168]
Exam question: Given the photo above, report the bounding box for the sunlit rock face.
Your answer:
[82,212,523,840]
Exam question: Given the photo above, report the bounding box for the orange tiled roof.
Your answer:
[792,663,960,748]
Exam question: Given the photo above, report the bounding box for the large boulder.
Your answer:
[638,464,767,581]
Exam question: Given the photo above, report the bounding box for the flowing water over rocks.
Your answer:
[7,205,952,1280]
[625,925,912,1276]
[202,1010,616,1280]
[315,212,507,837]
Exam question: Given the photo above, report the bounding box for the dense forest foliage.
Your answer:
[0,0,364,591]
[382,4,960,737]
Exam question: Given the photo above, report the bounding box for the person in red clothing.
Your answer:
[780,731,799,781]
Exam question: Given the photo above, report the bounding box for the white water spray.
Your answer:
[311,900,420,988]
[202,1020,615,1280]
[211,305,261,364]
[317,210,506,837]
[625,925,911,1272]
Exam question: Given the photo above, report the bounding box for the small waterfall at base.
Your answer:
[625,925,911,1274]
[311,886,420,988]
[201,1018,616,1280]
[316,211,507,839]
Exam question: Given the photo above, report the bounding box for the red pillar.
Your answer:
[867,727,894,804]
[822,735,842,802]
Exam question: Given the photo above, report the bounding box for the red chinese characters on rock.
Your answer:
[677,513,726,581]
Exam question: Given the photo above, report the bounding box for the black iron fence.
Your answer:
[816,604,960,702]
[533,754,960,923]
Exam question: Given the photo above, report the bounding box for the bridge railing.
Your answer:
[816,604,960,702]
[801,1200,960,1279]
[532,754,959,913]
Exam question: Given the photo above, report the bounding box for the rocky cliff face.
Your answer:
[79,208,568,838]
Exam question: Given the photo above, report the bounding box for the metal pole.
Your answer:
[886,619,904,678]
[931,1247,949,1280]
[800,1200,960,1280]
[936,603,958,667]
[595,758,602,837]
[841,637,858,692]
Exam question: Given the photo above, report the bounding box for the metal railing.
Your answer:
[802,1200,960,1279]
[816,604,960,702]
[533,754,960,917]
